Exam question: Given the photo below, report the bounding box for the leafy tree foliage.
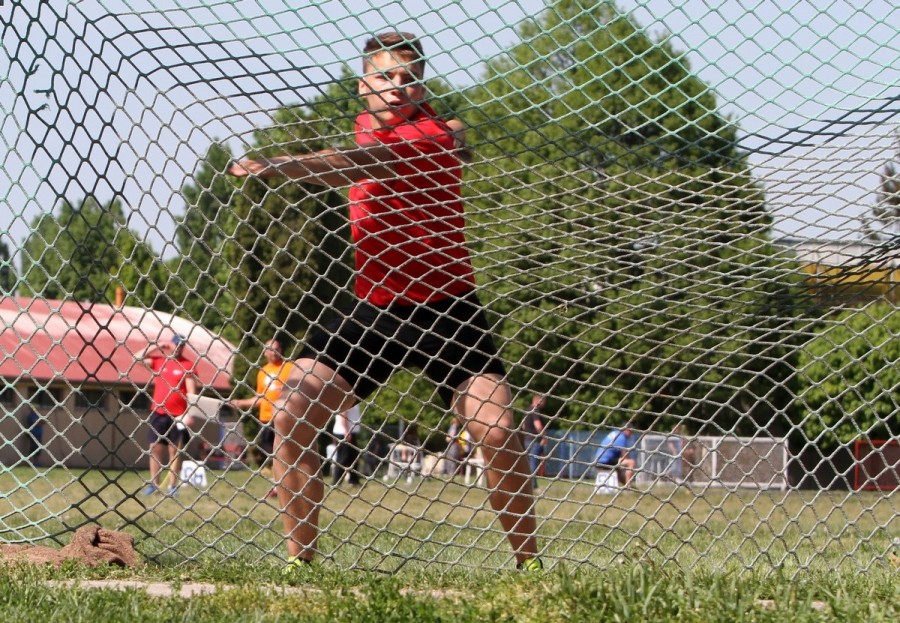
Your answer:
[0,237,16,295]
[796,303,900,451]
[225,76,358,386]
[20,196,170,308]
[170,143,240,339]
[458,0,800,432]
[219,4,803,439]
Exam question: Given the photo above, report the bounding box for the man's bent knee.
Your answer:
[454,374,514,424]
[481,423,521,453]
[280,361,353,410]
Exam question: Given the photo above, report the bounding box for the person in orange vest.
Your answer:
[230,337,295,498]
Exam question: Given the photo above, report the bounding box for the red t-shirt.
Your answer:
[149,356,194,417]
[349,104,477,306]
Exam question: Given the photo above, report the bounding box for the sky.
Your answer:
[1,0,898,259]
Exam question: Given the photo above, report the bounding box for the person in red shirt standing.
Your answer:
[138,334,198,496]
[230,31,542,572]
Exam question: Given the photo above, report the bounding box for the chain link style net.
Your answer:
[1,0,898,574]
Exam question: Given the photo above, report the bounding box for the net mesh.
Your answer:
[1,0,898,574]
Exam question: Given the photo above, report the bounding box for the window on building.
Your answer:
[30,386,63,408]
[119,389,151,412]
[1,384,19,408]
[75,388,107,409]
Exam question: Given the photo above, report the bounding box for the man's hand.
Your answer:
[229,159,271,178]
[446,118,473,163]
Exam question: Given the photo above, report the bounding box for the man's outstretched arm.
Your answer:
[229,146,398,187]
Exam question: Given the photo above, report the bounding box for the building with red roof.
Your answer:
[1,297,236,468]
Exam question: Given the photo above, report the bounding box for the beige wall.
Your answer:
[41,400,149,469]
[0,400,29,465]
[0,381,216,469]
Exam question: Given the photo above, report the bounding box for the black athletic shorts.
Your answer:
[257,423,275,457]
[298,291,507,407]
[148,412,188,447]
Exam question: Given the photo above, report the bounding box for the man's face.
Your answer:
[264,340,283,365]
[358,50,425,128]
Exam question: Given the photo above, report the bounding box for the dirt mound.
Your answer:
[1,525,140,568]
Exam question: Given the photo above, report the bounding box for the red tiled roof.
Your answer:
[0,297,234,390]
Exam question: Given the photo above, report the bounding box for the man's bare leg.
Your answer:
[272,360,354,561]
[167,443,180,490]
[454,373,539,564]
[148,442,165,488]
[619,457,636,487]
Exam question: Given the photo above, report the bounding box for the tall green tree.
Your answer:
[0,237,16,294]
[796,303,900,451]
[170,142,239,338]
[459,0,800,432]
[20,196,169,308]
[225,77,358,385]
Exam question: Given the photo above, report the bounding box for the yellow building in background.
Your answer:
[776,238,900,305]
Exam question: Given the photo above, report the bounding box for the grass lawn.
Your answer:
[1,467,898,621]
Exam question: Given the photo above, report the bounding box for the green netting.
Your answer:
[0,0,898,575]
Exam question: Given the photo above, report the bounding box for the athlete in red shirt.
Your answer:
[138,334,198,496]
[230,31,541,572]
[349,103,475,305]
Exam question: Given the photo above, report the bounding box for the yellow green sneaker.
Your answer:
[516,557,544,571]
[282,556,312,578]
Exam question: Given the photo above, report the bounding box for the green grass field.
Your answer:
[2,467,898,621]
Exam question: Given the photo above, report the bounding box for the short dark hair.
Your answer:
[362,31,425,75]
[271,331,293,354]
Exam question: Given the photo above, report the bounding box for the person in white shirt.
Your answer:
[332,405,362,486]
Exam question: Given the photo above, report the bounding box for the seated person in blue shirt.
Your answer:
[594,421,637,486]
